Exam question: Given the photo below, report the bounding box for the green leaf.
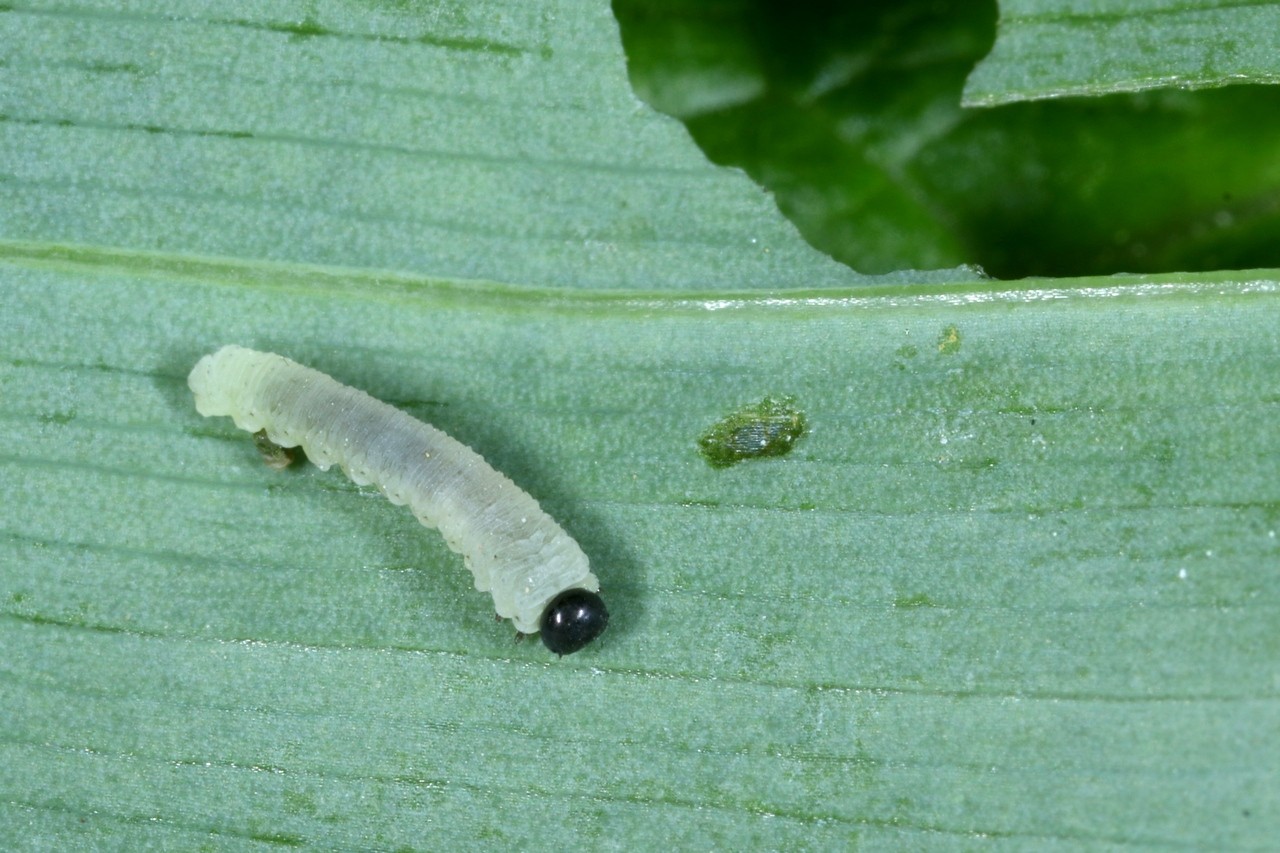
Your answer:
[966,0,1280,106]
[5,246,1279,848]
[2,1,1279,850]
[0,0,962,289]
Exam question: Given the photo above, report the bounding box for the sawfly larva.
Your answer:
[188,345,608,655]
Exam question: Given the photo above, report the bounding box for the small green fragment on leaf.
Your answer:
[938,325,962,355]
[894,593,938,609]
[698,396,807,469]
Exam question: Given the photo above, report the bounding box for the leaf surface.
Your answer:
[965,0,1280,105]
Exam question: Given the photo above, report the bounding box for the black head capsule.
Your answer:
[539,588,609,655]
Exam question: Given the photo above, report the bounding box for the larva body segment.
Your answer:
[188,345,604,645]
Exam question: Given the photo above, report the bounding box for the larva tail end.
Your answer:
[539,589,609,656]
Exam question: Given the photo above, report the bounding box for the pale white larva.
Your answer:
[188,345,608,654]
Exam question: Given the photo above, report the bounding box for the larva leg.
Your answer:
[253,429,298,470]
